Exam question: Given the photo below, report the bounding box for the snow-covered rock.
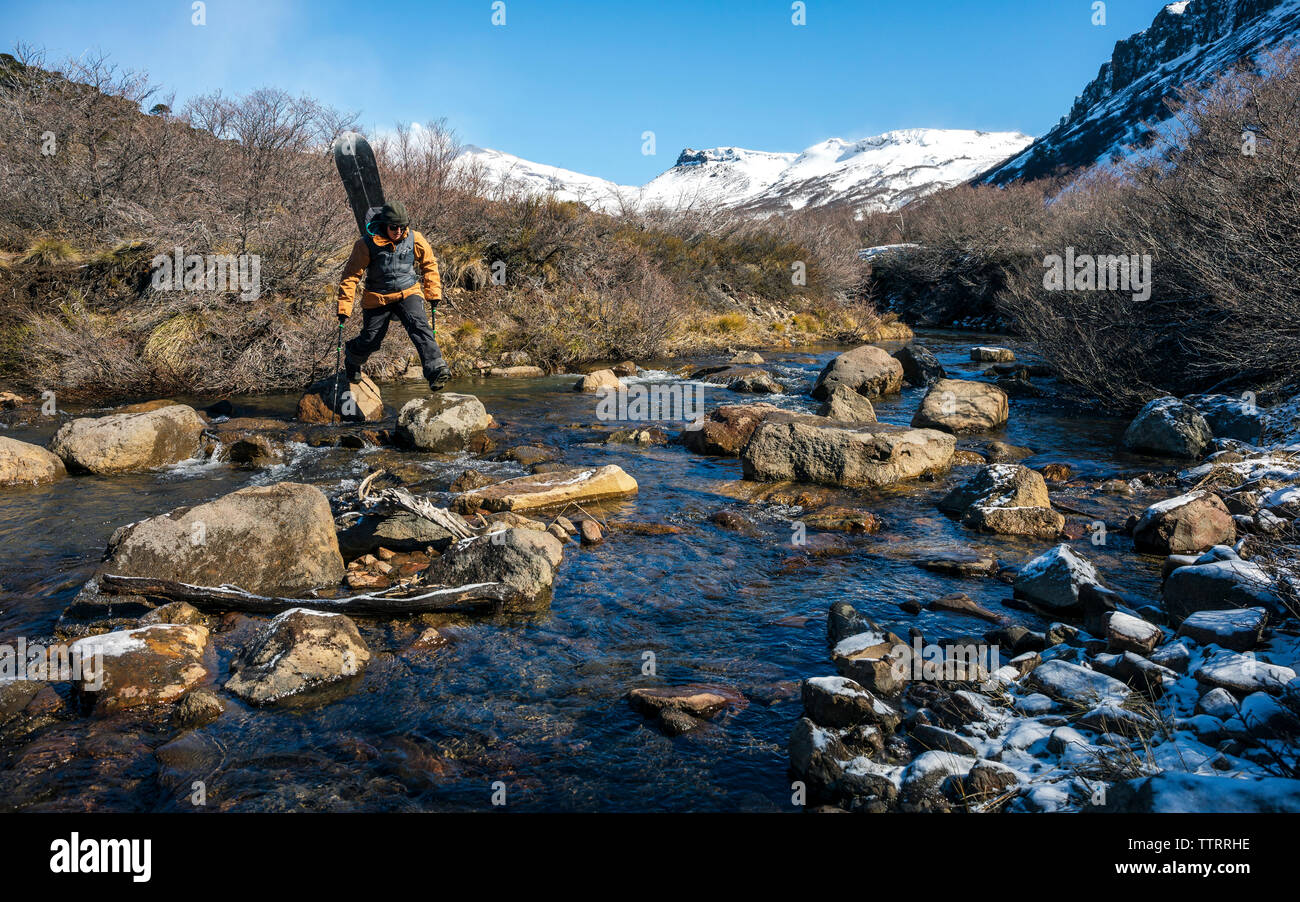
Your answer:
[1122,396,1213,459]
[1176,607,1269,652]
[1013,544,1102,611]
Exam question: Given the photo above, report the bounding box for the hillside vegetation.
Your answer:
[0,47,886,402]
[858,47,1300,411]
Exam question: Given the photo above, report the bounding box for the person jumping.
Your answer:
[336,201,451,392]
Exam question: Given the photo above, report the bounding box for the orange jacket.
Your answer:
[337,229,442,317]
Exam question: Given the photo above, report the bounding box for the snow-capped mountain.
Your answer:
[458,129,1032,217]
[978,0,1300,185]
[457,145,639,210]
[642,130,1032,214]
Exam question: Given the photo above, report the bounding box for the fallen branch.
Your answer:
[357,469,476,539]
[99,574,513,615]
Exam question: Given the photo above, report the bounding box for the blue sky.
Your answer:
[2,0,1175,184]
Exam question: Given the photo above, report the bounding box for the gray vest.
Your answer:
[363,232,419,294]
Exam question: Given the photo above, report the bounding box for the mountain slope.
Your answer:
[460,129,1032,216]
[979,0,1300,185]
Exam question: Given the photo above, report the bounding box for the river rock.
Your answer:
[893,344,946,386]
[422,527,563,612]
[1194,650,1295,696]
[690,365,782,394]
[337,509,472,558]
[1176,607,1268,653]
[1013,544,1102,612]
[0,436,66,486]
[939,464,1064,538]
[102,482,345,596]
[1026,659,1131,706]
[396,394,491,452]
[1183,394,1265,444]
[451,464,637,513]
[681,403,781,456]
[817,384,877,424]
[811,345,904,400]
[730,351,764,365]
[911,379,1009,434]
[297,373,383,423]
[831,630,909,696]
[627,687,732,735]
[1162,554,1282,623]
[573,369,624,392]
[225,609,371,704]
[801,676,901,731]
[69,624,210,715]
[488,365,545,378]
[49,404,206,475]
[741,413,954,488]
[1108,772,1300,813]
[175,688,226,727]
[970,346,1014,363]
[1122,396,1212,458]
[1104,611,1165,655]
[1132,490,1235,554]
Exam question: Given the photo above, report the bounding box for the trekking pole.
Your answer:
[332,321,343,425]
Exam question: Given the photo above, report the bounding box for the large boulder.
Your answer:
[225,608,370,704]
[1122,396,1212,458]
[1013,544,1102,612]
[451,464,637,513]
[939,464,1063,538]
[423,527,564,613]
[811,345,904,401]
[741,413,954,488]
[0,436,66,486]
[396,394,490,451]
[1132,490,1236,554]
[817,384,877,425]
[681,403,781,456]
[911,379,1009,434]
[893,344,946,386]
[1183,394,1265,444]
[102,482,345,596]
[297,373,384,423]
[69,624,210,715]
[49,404,206,475]
[1162,554,1283,623]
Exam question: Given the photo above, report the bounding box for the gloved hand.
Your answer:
[337,313,348,325]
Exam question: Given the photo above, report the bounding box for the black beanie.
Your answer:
[374,202,409,228]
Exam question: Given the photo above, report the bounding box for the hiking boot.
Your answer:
[345,362,361,383]
[427,367,451,392]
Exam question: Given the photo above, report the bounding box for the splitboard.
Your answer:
[333,131,386,237]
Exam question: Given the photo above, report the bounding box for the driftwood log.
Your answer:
[357,470,476,540]
[98,574,513,616]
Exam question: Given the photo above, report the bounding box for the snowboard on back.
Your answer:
[333,131,386,237]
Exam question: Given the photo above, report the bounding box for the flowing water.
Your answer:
[0,331,1181,812]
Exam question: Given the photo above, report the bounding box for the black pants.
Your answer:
[345,294,448,384]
